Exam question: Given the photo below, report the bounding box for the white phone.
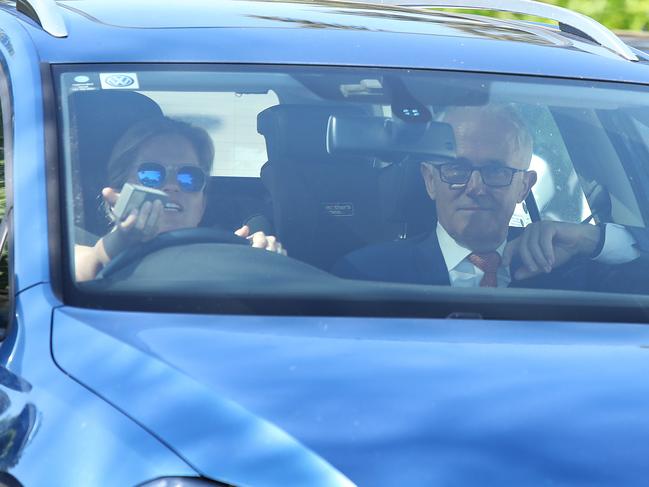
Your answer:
[112,183,169,221]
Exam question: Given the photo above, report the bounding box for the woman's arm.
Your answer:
[74,188,164,281]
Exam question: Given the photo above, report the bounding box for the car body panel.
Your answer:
[3,1,647,84]
[0,0,648,485]
[52,306,355,487]
[0,10,53,292]
[0,285,197,485]
[53,306,649,485]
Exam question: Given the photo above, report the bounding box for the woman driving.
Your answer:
[75,116,282,281]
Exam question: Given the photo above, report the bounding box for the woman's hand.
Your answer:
[102,187,164,246]
[74,187,165,281]
[99,187,164,260]
[235,224,287,256]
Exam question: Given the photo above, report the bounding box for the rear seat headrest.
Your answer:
[257,104,365,163]
[71,90,164,159]
[70,90,164,237]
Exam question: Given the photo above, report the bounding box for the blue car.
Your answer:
[2,0,649,485]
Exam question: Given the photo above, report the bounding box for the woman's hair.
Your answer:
[107,116,215,189]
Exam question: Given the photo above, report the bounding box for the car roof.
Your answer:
[4,0,649,83]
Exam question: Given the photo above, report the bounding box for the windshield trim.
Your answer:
[71,279,649,324]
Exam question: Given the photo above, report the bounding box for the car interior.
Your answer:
[62,67,649,285]
[65,71,450,273]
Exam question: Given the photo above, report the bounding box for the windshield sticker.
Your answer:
[70,74,98,92]
[323,203,354,217]
[99,73,140,90]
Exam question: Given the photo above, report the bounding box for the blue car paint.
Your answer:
[3,285,198,485]
[0,0,648,485]
[0,10,52,293]
[52,307,355,487]
[52,306,649,485]
[8,2,649,83]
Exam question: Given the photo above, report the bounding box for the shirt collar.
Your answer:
[436,222,507,272]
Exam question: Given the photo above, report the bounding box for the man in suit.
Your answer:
[334,104,646,291]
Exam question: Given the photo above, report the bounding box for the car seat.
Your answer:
[378,159,437,239]
[257,104,396,270]
[68,90,163,241]
[201,176,274,233]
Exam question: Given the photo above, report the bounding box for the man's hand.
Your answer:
[503,221,601,280]
[235,224,287,255]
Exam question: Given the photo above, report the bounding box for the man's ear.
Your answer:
[420,163,437,200]
[517,170,537,203]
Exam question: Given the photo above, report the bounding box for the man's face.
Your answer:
[421,107,537,252]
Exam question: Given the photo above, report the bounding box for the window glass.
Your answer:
[0,107,9,323]
[142,91,278,177]
[55,66,649,312]
[632,116,649,144]
[516,104,592,223]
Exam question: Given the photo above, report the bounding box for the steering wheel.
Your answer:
[98,227,249,279]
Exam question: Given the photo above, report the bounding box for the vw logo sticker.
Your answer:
[106,75,133,87]
[99,72,140,90]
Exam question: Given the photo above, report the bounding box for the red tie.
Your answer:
[467,252,502,287]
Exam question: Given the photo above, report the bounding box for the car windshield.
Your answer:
[55,65,649,316]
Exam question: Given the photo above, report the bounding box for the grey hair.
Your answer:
[441,104,534,166]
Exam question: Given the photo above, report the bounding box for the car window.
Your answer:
[141,90,279,177]
[55,66,649,311]
[516,104,592,223]
[0,67,11,335]
[631,113,649,148]
[507,105,592,228]
[0,110,7,323]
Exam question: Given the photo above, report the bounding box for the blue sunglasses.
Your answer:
[137,162,207,193]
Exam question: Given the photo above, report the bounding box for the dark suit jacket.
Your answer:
[333,226,649,293]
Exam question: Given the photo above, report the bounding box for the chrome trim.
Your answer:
[17,0,67,38]
[357,0,639,62]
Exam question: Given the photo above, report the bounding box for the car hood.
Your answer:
[53,307,649,486]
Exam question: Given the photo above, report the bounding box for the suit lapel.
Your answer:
[414,232,451,286]
[416,226,525,287]
[507,226,524,241]
[410,226,527,287]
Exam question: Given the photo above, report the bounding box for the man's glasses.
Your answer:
[137,162,207,193]
[433,162,525,188]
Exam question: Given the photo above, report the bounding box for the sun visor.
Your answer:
[327,116,456,160]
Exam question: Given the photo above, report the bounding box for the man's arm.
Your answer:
[621,226,649,253]
[503,222,646,281]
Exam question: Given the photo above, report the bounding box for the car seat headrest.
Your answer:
[257,104,365,163]
[71,90,164,166]
[70,90,164,237]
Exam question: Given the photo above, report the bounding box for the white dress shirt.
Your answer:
[436,222,640,288]
[436,223,510,287]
